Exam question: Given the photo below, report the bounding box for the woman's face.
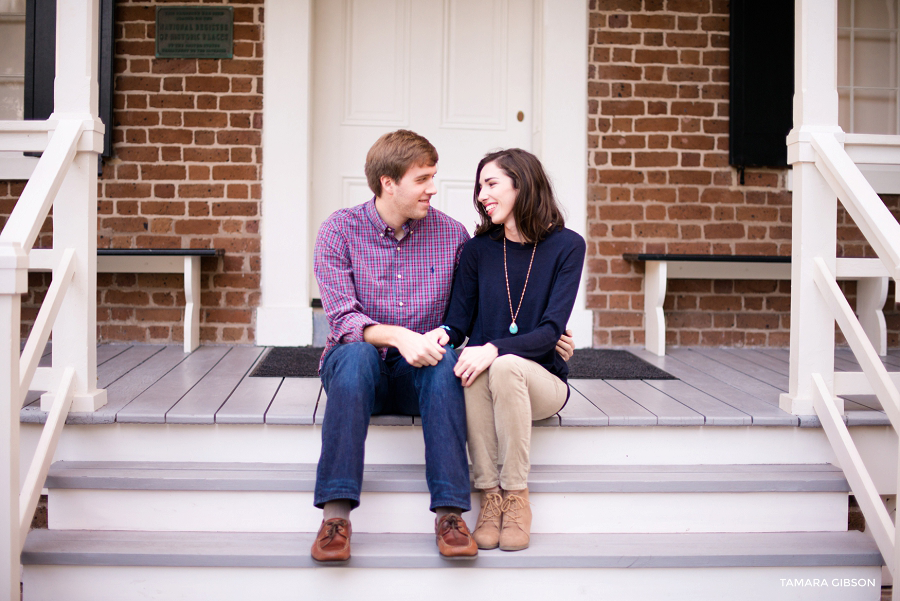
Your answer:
[477,161,517,228]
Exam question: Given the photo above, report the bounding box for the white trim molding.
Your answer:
[258,0,314,346]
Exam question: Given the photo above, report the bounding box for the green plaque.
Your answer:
[156,6,233,59]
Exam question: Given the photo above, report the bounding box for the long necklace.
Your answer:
[503,237,537,335]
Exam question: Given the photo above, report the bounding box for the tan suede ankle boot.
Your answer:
[499,488,531,551]
[472,489,503,550]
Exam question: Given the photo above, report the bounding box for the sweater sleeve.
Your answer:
[490,234,586,360]
[441,239,479,348]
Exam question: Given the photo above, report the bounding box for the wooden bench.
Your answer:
[623,254,892,357]
[30,248,223,353]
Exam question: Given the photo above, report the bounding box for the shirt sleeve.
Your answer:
[313,218,379,344]
[491,234,586,360]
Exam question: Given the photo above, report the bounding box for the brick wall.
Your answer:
[586,0,900,348]
[96,0,263,344]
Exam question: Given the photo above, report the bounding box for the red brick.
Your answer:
[148,94,195,109]
[631,14,675,29]
[184,112,229,128]
[635,152,677,167]
[179,184,226,198]
[106,183,152,198]
[212,165,258,180]
[667,67,710,82]
[596,65,643,81]
[140,165,186,180]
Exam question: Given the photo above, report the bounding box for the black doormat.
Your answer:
[566,349,675,379]
[251,347,675,380]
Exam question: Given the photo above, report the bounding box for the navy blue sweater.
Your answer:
[443,226,586,381]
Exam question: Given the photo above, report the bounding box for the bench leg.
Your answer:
[184,256,201,353]
[856,276,888,357]
[645,261,667,356]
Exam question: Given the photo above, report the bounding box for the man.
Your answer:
[311,130,476,561]
[310,130,574,562]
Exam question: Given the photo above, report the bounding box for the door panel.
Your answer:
[310,0,534,297]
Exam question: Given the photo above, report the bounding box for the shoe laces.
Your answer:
[440,514,464,533]
[500,493,529,526]
[479,492,503,522]
[320,519,348,544]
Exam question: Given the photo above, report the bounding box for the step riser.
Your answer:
[49,489,849,534]
[23,422,848,466]
[22,565,883,601]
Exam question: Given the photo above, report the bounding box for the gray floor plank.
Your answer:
[665,350,794,421]
[116,346,231,424]
[725,348,790,377]
[96,344,132,366]
[216,376,283,424]
[690,348,789,392]
[46,461,849,493]
[167,347,265,424]
[604,379,705,426]
[633,350,764,425]
[97,345,165,390]
[557,389,609,426]
[265,378,323,425]
[22,530,881,570]
[569,380,658,426]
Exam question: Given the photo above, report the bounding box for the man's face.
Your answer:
[383,163,438,222]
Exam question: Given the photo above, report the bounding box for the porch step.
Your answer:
[44,461,851,534]
[21,530,883,601]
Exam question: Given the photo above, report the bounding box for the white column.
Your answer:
[44,0,106,412]
[535,0,593,348]
[781,0,840,415]
[257,0,314,346]
[0,245,26,601]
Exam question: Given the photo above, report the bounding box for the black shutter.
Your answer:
[24,0,55,123]
[730,0,795,169]
[24,0,115,161]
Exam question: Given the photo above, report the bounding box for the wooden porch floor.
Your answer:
[19,345,900,428]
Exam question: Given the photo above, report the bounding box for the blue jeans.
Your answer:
[314,342,471,512]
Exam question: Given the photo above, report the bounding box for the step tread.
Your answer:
[46,461,850,493]
[22,530,882,569]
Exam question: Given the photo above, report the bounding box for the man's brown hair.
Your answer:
[365,130,439,197]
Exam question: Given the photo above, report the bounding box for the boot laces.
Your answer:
[479,492,503,522]
[500,493,528,526]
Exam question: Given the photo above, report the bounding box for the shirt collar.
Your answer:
[364,197,424,238]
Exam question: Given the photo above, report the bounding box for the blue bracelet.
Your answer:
[440,325,455,348]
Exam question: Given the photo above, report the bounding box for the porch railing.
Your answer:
[803,130,900,588]
[0,118,101,599]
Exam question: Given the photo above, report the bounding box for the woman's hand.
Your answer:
[424,327,450,347]
[453,343,499,387]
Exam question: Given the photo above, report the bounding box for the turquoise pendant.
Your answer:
[509,322,518,335]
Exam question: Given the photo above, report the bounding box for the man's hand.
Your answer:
[454,343,498,387]
[556,329,574,362]
[424,327,450,347]
[364,324,446,367]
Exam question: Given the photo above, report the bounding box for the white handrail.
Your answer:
[811,131,900,283]
[18,367,74,547]
[18,248,75,404]
[811,373,895,569]
[0,119,82,252]
[813,258,900,425]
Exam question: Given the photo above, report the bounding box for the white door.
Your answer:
[310,0,535,293]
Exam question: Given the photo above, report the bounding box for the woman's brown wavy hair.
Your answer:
[473,148,565,243]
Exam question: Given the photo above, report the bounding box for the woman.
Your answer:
[431,148,585,551]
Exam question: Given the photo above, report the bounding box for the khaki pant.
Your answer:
[465,354,568,491]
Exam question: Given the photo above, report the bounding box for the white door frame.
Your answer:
[258,0,591,347]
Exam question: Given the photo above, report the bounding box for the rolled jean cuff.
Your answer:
[429,493,472,513]
[314,490,362,510]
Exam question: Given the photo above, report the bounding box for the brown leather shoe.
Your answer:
[311,517,351,563]
[435,513,478,558]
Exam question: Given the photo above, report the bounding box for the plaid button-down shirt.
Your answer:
[314,198,470,368]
